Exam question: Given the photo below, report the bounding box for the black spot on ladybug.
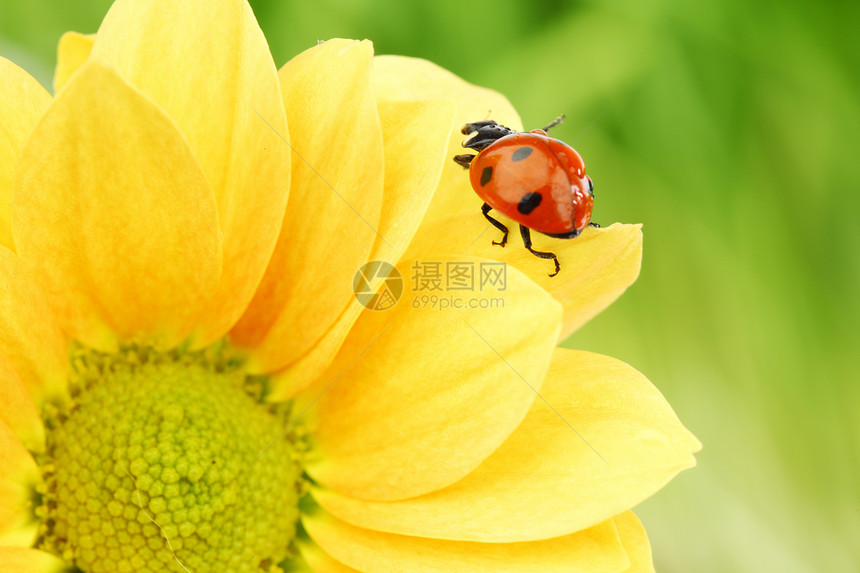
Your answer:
[511,146,534,162]
[480,166,493,186]
[517,192,542,215]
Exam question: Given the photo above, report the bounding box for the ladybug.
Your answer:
[453,116,597,277]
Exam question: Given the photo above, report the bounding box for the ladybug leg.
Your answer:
[481,203,508,247]
[453,154,475,169]
[588,221,601,228]
[519,225,560,277]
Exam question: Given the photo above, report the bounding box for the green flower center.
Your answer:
[37,346,303,573]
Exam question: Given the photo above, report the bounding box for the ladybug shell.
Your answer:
[469,130,593,236]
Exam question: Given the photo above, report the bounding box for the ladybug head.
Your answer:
[461,120,517,153]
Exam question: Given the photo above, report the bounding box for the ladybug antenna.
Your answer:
[542,114,566,132]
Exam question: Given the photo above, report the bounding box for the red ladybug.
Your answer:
[454,116,596,277]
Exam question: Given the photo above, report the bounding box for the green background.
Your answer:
[2,0,857,571]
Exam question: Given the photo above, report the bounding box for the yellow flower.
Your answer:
[0,1,700,571]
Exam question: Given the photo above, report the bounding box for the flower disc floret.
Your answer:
[38,347,302,573]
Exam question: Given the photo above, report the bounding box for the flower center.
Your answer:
[37,346,303,572]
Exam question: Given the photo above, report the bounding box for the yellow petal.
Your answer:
[0,351,44,453]
[406,212,642,339]
[90,0,291,345]
[300,255,561,501]
[311,347,699,542]
[303,510,630,573]
[373,55,522,229]
[0,57,51,251]
[0,248,67,404]
[232,39,383,373]
[265,96,456,398]
[370,97,456,263]
[0,418,40,547]
[547,224,642,339]
[0,548,68,573]
[11,62,221,351]
[54,31,94,94]
[614,512,655,573]
[298,539,361,573]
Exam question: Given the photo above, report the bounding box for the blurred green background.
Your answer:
[2,0,857,571]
